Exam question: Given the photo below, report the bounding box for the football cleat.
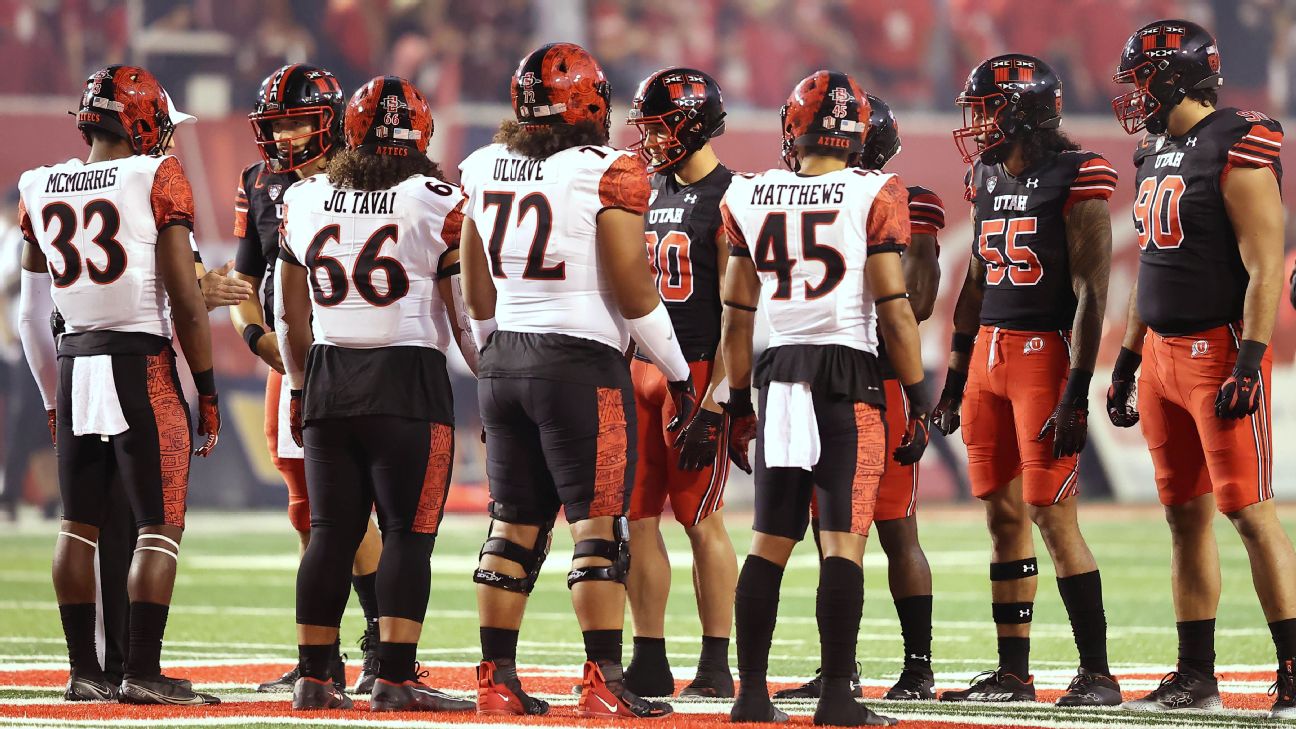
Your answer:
[1123,670,1221,712]
[884,667,936,701]
[939,669,1035,703]
[256,666,300,693]
[291,675,352,711]
[678,664,734,698]
[772,664,863,700]
[353,622,379,694]
[730,691,789,723]
[119,674,219,705]
[476,659,549,716]
[623,654,675,698]
[815,678,897,727]
[577,660,672,719]
[1055,668,1122,707]
[63,671,119,702]
[1270,659,1296,719]
[370,665,474,713]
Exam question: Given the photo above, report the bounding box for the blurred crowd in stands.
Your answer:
[1,0,1291,114]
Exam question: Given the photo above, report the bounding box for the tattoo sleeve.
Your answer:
[1064,198,1112,373]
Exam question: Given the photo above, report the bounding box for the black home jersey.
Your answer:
[968,151,1116,331]
[234,161,300,327]
[645,164,733,360]
[1132,108,1284,336]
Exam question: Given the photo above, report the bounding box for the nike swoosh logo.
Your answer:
[594,694,618,712]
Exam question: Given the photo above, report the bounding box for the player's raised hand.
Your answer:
[200,260,255,311]
[194,394,221,457]
[930,368,967,435]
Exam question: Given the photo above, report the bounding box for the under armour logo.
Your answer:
[1020,608,1032,618]
[683,193,698,204]
[1026,178,1039,188]
[1186,137,1198,147]
[1023,563,1037,573]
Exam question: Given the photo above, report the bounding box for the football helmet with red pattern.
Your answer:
[780,70,869,170]
[511,43,612,135]
[76,65,174,156]
[344,76,433,155]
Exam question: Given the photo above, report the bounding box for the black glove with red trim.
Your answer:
[289,389,305,447]
[1106,346,1141,428]
[665,377,698,433]
[893,381,932,466]
[675,407,724,471]
[930,368,967,436]
[1215,340,1265,420]
[1038,369,1090,459]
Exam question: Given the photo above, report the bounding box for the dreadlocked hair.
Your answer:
[496,119,609,160]
[1018,128,1081,168]
[326,149,448,192]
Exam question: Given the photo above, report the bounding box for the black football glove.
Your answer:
[665,377,698,433]
[724,387,757,474]
[289,389,305,447]
[893,381,931,466]
[1037,369,1090,459]
[1215,340,1266,420]
[1106,346,1141,428]
[675,408,724,471]
[930,368,968,436]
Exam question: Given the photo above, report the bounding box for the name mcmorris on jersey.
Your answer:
[322,189,398,216]
[492,157,545,182]
[44,167,119,194]
[749,181,846,207]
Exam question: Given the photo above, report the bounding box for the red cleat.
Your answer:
[577,660,672,719]
[476,659,549,716]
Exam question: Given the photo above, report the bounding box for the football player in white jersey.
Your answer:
[717,71,929,726]
[275,76,475,714]
[17,65,222,705]
[459,42,697,720]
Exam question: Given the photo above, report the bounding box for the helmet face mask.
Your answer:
[251,106,336,172]
[953,92,1010,164]
[627,67,726,174]
[249,64,345,173]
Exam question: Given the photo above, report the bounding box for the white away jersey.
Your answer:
[279,173,465,351]
[721,167,910,353]
[458,142,651,351]
[17,154,196,338]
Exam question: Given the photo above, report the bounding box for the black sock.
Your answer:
[59,603,99,673]
[735,555,784,696]
[894,595,933,672]
[817,557,864,684]
[480,627,519,661]
[352,571,379,624]
[376,641,417,683]
[631,636,667,668]
[125,602,169,678]
[997,636,1030,679]
[583,629,622,664]
[1176,619,1216,677]
[1057,570,1109,676]
[699,635,730,669]
[1271,619,1296,662]
[299,643,335,681]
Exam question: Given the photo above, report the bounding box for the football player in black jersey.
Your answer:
[231,64,384,695]
[775,93,945,703]
[1109,21,1296,718]
[932,55,1120,706]
[622,67,737,700]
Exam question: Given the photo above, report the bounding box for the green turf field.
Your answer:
[0,504,1292,727]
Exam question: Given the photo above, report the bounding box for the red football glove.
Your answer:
[724,387,757,474]
[194,394,220,457]
[46,409,57,446]
[289,389,304,447]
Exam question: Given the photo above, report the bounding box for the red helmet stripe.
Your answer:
[276,63,300,103]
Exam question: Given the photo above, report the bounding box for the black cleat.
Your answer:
[1055,668,1122,707]
[815,679,896,726]
[120,674,220,705]
[291,675,353,710]
[64,671,119,702]
[1270,660,1296,719]
[884,667,935,701]
[772,664,862,700]
[370,665,474,713]
[330,652,347,694]
[678,664,734,698]
[353,622,379,694]
[624,654,675,698]
[577,660,673,719]
[730,691,789,723]
[939,669,1035,703]
[1123,670,1221,712]
[256,666,300,693]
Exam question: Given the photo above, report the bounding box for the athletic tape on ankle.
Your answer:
[992,602,1034,624]
[990,558,1038,581]
[58,531,97,549]
[138,533,180,550]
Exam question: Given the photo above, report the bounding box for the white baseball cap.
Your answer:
[164,89,195,126]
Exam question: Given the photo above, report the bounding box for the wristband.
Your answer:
[1061,368,1092,405]
[1112,346,1142,380]
[192,368,217,397]
[242,323,266,355]
[1236,339,1267,372]
[902,380,930,415]
[290,389,303,399]
[952,332,976,355]
[728,386,753,415]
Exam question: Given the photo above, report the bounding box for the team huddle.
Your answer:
[13,14,1296,727]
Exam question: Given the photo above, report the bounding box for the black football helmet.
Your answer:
[858,92,901,170]
[249,64,345,173]
[954,54,1062,165]
[1113,20,1221,135]
[627,67,726,174]
[781,70,869,170]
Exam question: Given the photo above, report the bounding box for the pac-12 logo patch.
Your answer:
[1191,340,1209,358]
[268,184,282,201]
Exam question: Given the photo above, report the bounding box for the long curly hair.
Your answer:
[326,149,449,191]
[494,119,608,160]
[1019,128,1081,168]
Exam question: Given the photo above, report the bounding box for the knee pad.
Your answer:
[473,501,554,595]
[567,515,630,589]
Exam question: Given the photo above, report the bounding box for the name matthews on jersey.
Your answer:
[749,180,846,206]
